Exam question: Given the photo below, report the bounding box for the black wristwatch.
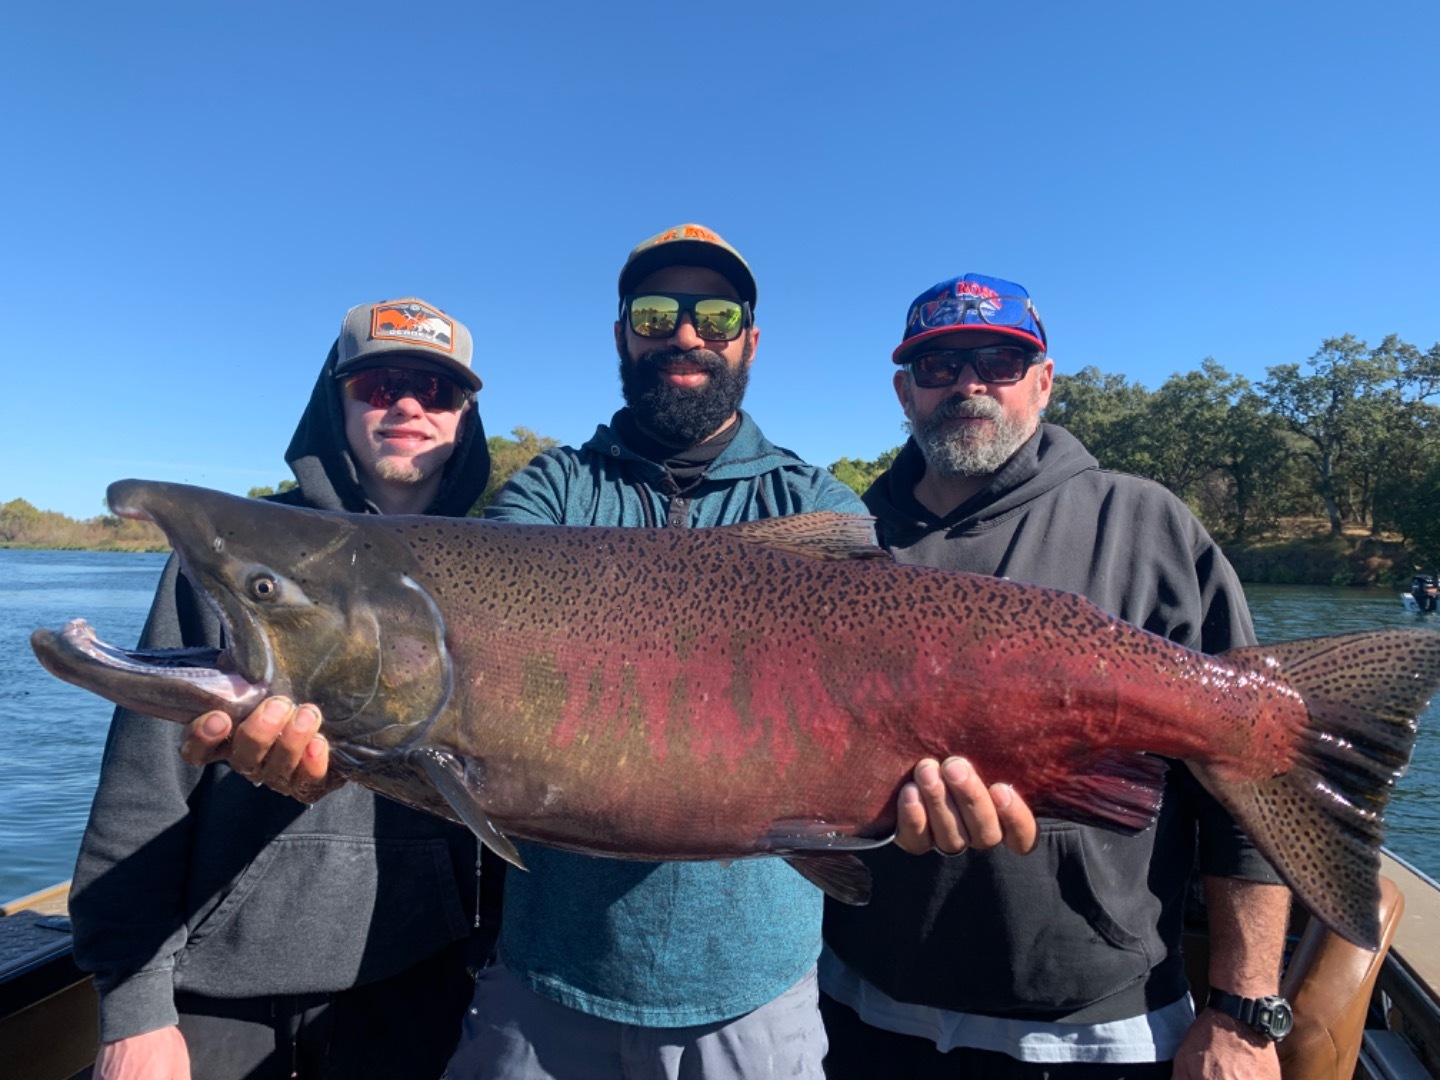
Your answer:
[1207,990,1294,1042]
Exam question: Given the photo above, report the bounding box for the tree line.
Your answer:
[831,335,1440,571]
[0,498,167,550]
[8,337,1438,570]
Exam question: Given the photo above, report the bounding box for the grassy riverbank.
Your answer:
[0,499,168,552]
[1226,520,1418,587]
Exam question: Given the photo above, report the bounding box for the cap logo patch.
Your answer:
[371,301,455,353]
[655,224,722,246]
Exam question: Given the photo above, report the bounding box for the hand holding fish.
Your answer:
[896,757,1038,857]
[180,699,339,804]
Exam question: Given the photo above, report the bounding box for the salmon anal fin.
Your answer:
[415,747,527,871]
[1028,750,1168,833]
[720,512,889,562]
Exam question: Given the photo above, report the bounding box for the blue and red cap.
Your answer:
[892,273,1047,364]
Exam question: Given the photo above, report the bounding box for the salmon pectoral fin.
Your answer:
[1198,631,1438,951]
[784,855,873,905]
[415,748,527,871]
[1027,750,1168,833]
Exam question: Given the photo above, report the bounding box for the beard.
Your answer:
[618,340,751,445]
[370,456,429,484]
[910,388,1040,478]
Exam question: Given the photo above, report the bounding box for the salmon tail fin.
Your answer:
[1197,630,1439,949]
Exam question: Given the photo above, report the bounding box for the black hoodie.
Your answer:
[823,424,1280,1023]
[71,340,492,1044]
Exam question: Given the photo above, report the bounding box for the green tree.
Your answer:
[1132,360,1246,500]
[1211,389,1296,541]
[1044,367,1152,475]
[1260,336,1403,536]
[828,447,900,496]
[476,427,561,512]
[1373,399,1440,565]
[0,498,44,542]
[247,480,299,498]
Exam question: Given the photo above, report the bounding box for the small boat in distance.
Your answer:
[1403,574,1439,614]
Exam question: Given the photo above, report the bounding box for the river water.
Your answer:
[2,552,1438,903]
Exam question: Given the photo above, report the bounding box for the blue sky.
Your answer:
[7,1,1438,520]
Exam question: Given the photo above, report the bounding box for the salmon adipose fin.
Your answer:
[416,748,528,871]
[1027,750,1169,833]
[723,513,889,561]
[1194,630,1440,949]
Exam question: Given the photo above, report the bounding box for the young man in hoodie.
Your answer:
[70,298,496,1080]
[819,275,1293,1079]
[185,233,1040,1079]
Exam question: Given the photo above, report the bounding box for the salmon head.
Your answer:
[30,480,456,762]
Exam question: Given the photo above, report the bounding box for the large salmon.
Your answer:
[32,480,1440,948]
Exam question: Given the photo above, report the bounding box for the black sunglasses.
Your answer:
[906,346,1043,388]
[340,367,472,412]
[623,293,750,342]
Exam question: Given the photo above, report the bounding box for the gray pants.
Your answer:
[444,962,827,1080]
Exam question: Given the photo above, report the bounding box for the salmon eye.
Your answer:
[248,573,279,601]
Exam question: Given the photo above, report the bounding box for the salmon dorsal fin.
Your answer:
[719,512,889,562]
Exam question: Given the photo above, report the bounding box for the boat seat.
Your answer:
[1278,875,1404,1080]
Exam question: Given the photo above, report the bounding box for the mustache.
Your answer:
[632,346,727,377]
[930,395,1003,423]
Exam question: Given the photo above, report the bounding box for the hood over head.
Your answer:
[284,340,491,515]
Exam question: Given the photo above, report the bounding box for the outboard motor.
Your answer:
[1412,574,1439,613]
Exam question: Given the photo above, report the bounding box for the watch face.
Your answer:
[1260,1000,1294,1039]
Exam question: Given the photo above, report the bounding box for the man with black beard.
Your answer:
[438,230,1039,1080]
[821,274,1291,1079]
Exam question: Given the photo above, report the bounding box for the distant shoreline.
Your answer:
[0,543,169,554]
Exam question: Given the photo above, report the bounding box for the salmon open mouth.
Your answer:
[31,618,270,720]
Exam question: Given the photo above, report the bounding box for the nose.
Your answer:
[667,312,706,350]
[385,393,427,418]
[943,362,989,395]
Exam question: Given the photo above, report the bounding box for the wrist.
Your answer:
[1206,990,1294,1042]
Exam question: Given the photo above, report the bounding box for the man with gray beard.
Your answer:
[820,274,1291,1079]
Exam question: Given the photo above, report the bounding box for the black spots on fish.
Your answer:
[1197,629,1440,948]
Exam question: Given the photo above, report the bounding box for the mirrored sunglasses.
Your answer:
[625,293,748,342]
[340,367,472,412]
[907,346,1042,388]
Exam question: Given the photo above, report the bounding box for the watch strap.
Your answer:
[1207,990,1294,1041]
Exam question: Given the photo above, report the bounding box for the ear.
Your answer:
[614,321,624,359]
[1034,357,1055,410]
[893,369,914,420]
[744,326,759,367]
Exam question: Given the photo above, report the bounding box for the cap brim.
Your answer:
[892,325,1045,364]
[619,241,758,308]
